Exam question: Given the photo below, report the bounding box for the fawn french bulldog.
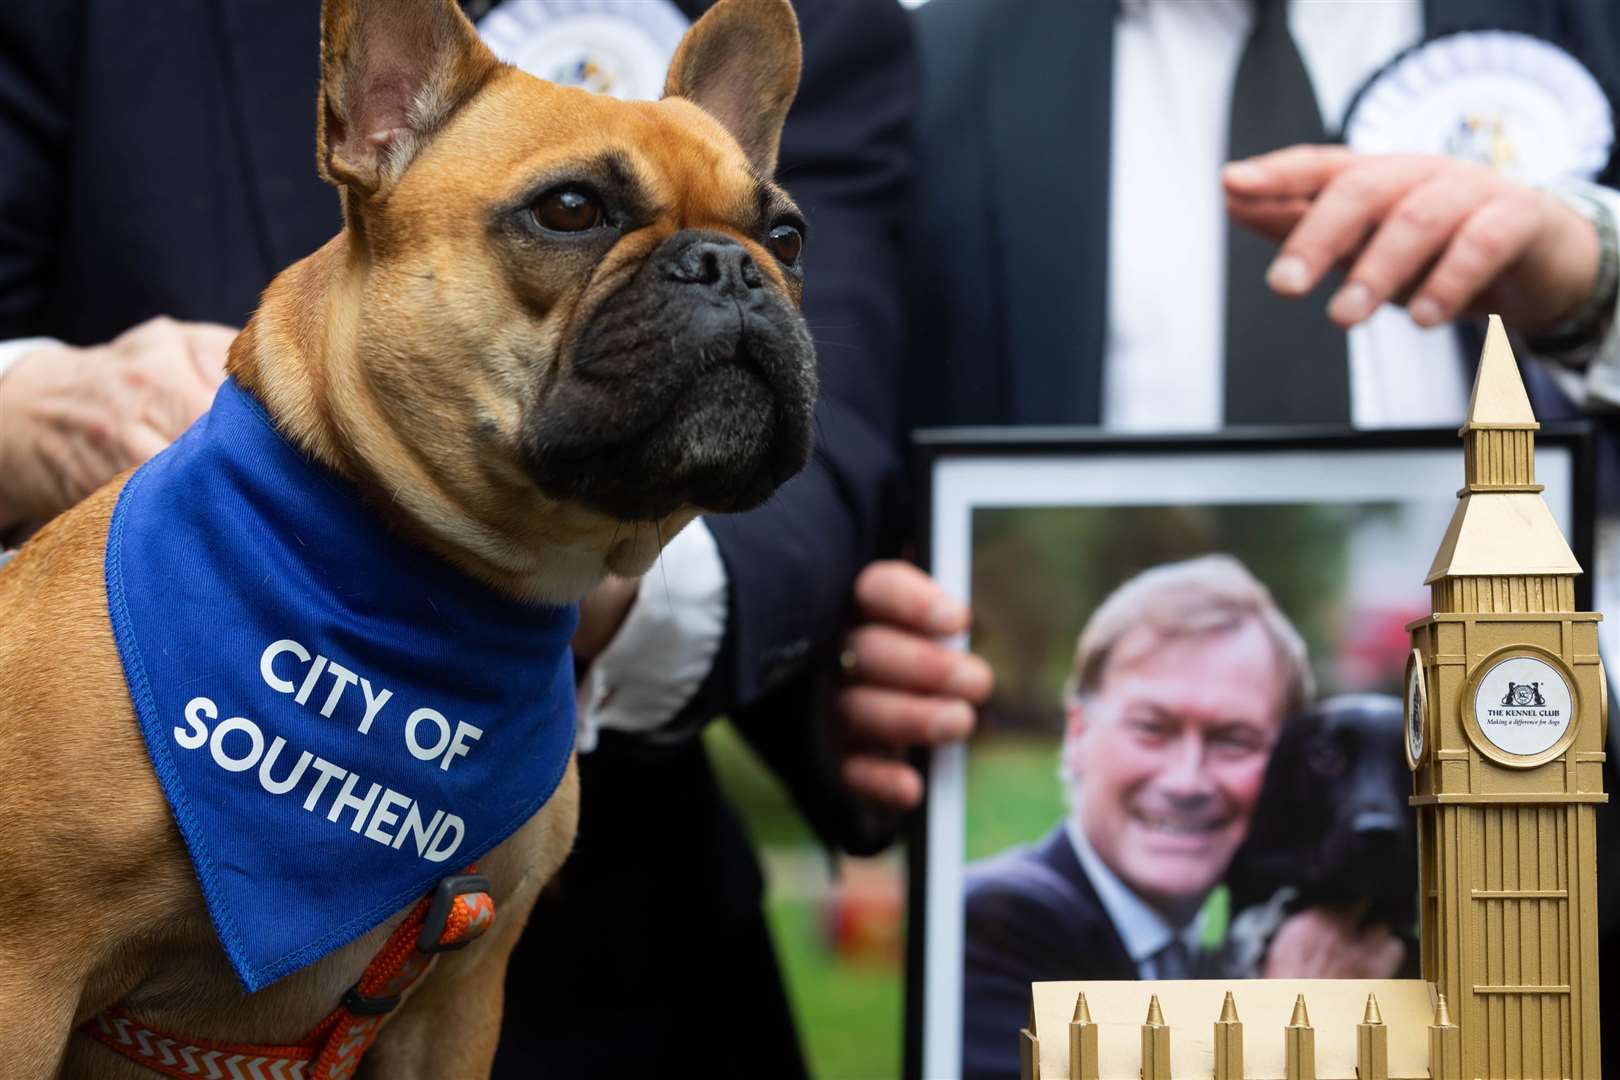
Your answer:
[0,0,814,1076]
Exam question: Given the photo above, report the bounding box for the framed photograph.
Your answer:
[903,426,1597,1080]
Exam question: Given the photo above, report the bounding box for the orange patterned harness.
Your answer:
[82,872,494,1080]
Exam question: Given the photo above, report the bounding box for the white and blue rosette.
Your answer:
[1342,30,1616,184]
[477,0,690,101]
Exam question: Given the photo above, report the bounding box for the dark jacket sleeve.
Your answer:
[0,0,77,337]
[670,0,916,847]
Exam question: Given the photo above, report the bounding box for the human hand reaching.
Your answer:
[1225,146,1601,333]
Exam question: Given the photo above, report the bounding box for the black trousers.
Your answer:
[493,734,809,1080]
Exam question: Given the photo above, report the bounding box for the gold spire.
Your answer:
[1433,993,1454,1027]
[1426,314,1580,590]
[1213,990,1244,1080]
[1285,994,1317,1079]
[1363,993,1384,1025]
[1466,315,1538,426]
[1071,993,1091,1025]
[1141,996,1171,1080]
[1070,993,1100,1080]
[1428,993,1461,1080]
[1358,993,1390,1080]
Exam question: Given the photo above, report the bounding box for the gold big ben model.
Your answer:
[1407,315,1607,1080]
[1017,318,1606,1079]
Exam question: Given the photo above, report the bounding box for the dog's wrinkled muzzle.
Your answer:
[523,230,817,521]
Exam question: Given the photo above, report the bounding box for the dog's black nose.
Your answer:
[669,237,764,298]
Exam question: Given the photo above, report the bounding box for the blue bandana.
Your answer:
[105,379,579,991]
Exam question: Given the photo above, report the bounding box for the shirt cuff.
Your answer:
[575,517,728,753]
[0,337,60,383]
[1532,182,1620,411]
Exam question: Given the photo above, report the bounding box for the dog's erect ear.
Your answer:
[317,0,501,198]
[662,0,801,177]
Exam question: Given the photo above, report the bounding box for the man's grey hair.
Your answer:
[1059,553,1313,785]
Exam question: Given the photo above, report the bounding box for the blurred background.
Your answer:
[706,724,905,1079]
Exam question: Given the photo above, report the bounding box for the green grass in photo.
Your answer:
[963,735,1065,862]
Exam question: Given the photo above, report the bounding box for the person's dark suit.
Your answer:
[962,828,1135,1080]
[907,2,1620,1077]
[0,2,912,1076]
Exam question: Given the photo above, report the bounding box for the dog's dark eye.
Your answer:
[766,223,803,267]
[534,188,604,232]
[1307,736,1350,778]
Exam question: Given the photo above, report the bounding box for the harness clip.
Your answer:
[417,873,495,953]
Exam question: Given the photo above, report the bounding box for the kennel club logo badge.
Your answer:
[1471,652,1576,761]
[1502,681,1548,707]
[105,380,579,991]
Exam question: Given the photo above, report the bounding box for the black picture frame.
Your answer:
[901,423,1597,1080]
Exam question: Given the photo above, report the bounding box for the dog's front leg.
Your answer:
[355,933,522,1080]
[358,758,578,1080]
[0,961,82,1079]
[356,855,550,1080]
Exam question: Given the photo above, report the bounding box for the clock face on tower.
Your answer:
[1462,645,1581,768]
[1406,649,1428,770]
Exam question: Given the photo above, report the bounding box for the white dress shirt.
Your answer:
[575,519,726,752]
[1066,815,1206,979]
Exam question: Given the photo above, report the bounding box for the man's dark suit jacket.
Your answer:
[909,4,1620,1077]
[0,2,912,1076]
[962,827,1135,1080]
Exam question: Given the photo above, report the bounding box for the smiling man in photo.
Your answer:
[961,554,1311,1078]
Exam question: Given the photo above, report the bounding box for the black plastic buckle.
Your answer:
[341,986,402,1017]
[416,873,491,953]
